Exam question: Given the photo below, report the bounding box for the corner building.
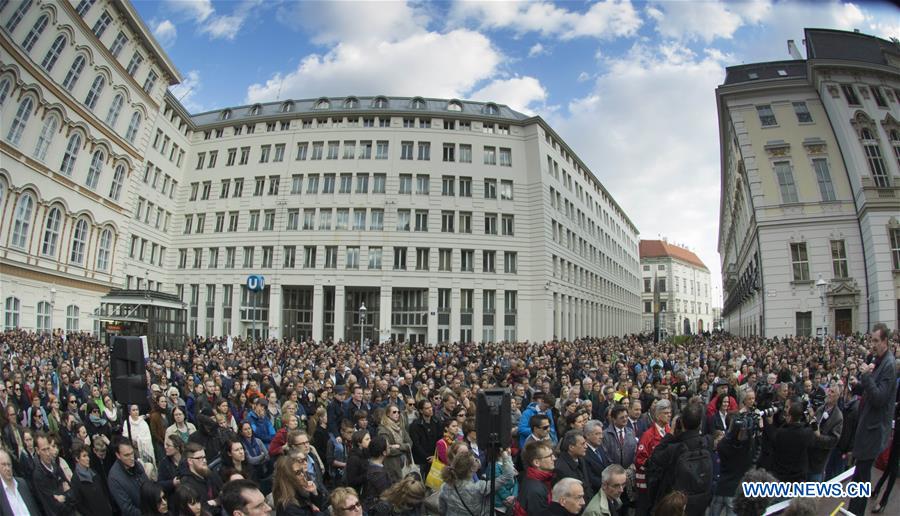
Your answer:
[717,28,900,338]
[1,0,642,344]
[639,240,712,337]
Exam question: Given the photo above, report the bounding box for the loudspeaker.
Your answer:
[110,336,148,411]
[476,388,511,453]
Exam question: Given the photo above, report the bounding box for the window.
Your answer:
[416,174,429,195]
[417,142,430,160]
[273,143,285,162]
[484,213,497,235]
[484,179,497,199]
[441,176,455,196]
[459,177,472,197]
[399,174,412,194]
[796,312,812,337]
[342,140,356,159]
[441,211,454,232]
[861,130,890,187]
[304,246,317,268]
[439,249,452,271]
[268,176,280,195]
[376,141,389,159]
[125,112,141,143]
[358,141,372,159]
[296,142,308,160]
[415,248,429,270]
[459,211,472,233]
[504,252,517,273]
[254,176,265,196]
[248,211,260,231]
[70,219,89,265]
[756,105,777,126]
[841,84,860,105]
[105,94,124,127]
[831,240,848,279]
[324,246,338,268]
[393,247,407,270]
[263,210,275,231]
[370,209,384,230]
[346,246,360,269]
[356,174,369,193]
[86,151,104,189]
[483,146,497,165]
[339,174,352,194]
[891,228,900,270]
[6,97,33,145]
[396,209,411,231]
[20,14,47,52]
[774,161,798,203]
[460,249,474,271]
[459,144,472,163]
[41,207,62,257]
[871,87,887,108]
[448,100,462,111]
[353,209,366,230]
[262,246,273,268]
[92,10,112,37]
[59,133,81,176]
[34,301,51,333]
[243,247,255,268]
[501,214,514,236]
[336,208,349,230]
[41,35,66,71]
[66,305,79,331]
[0,78,11,106]
[792,101,812,123]
[84,75,105,109]
[303,209,316,230]
[4,297,20,330]
[373,174,386,193]
[499,148,512,167]
[5,0,33,31]
[644,278,652,293]
[259,145,271,163]
[126,52,143,76]
[812,159,836,201]
[443,143,455,162]
[790,242,809,282]
[62,55,86,91]
[109,164,125,200]
[483,251,495,272]
[239,147,250,165]
[228,212,239,231]
[326,141,339,160]
[311,141,324,160]
[368,247,382,269]
[500,180,513,200]
[110,31,128,57]
[33,113,58,161]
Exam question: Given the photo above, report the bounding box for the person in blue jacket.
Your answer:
[518,391,557,448]
[246,397,276,447]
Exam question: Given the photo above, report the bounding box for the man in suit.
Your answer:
[584,420,609,493]
[601,405,637,469]
[0,449,40,516]
[553,430,594,504]
[808,383,843,482]
[583,464,627,516]
[848,323,897,516]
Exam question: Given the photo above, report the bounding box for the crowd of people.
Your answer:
[0,323,897,516]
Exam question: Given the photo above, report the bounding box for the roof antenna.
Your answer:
[177,86,193,102]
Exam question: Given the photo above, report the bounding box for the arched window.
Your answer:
[62,55,86,91]
[281,101,294,113]
[858,124,890,187]
[5,96,34,145]
[249,104,261,115]
[105,93,124,126]
[447,100,463,112]
[66,304,79,331]
[411,97,426,109]
[125,111,141,142]
[35,301,51,333]
[4,297,20,330]
[315,98,330,110]
[21,14,48,52]
[221,109,231,120]
[5,0,34,32]
[11,193,34,249]
[484,103,499,115]
[343,97,358,109]
[86,150,103,189]
[372,96,388,108]
[41,34,66,71]
[33,113,58,161]
[60,133,81,176]
[96,227,112,271]
[0,77,11,105]
[84,75,105,109]
[69,218,88,265]
[41,206,62,257]
[109,164,125,200]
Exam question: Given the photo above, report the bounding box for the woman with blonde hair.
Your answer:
[329,487,363,516]
[272,454,324,515]
[377,403,414,481]
[370,475,427,516]
[439,448,515,516]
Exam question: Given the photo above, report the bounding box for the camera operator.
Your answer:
[763,400,814,482]
[807,383,843,482]
[710,412,758,516]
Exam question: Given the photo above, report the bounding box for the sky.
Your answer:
[134,0,900,307]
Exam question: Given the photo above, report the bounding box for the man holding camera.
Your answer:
[807,383,843,482]
[764,402,814,482]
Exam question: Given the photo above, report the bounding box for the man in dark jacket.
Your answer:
[808,384,843,481]
[553,430,594,504]
[710,415,756,516]
[0,448,41,516]
[583,420,609,494]
[180,442,223,506]
[849,324,897,516]
[107,438,148,516]
[190,409,226,463]
[327,386,348,437]
[516,440,555,515]
[32,432,76,515]
[408,400,441,479]
[764,401,814,482]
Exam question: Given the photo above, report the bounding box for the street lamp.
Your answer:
[359,302,367,351]
[816,274,828,343]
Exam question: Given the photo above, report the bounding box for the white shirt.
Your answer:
[2,478,30,516]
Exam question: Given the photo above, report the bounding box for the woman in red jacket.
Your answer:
[634,399,672,516]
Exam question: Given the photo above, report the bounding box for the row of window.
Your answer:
[128,236,165,267]
[5,191,114,271]
[642,276,709,296]
[643,300,710,315]
[188,174,514,200]
[180,208,517,235]
[133,197,173,231]
[217,97,501,120]
[3,297,80,332]
[176,245,520,273]
[551,254,634,299]
[840,83,897,110]
[793,231,900,278]
[773,158,839,203]
[151,129,186,167]
[755,101,814,127]
[140,162,178,198]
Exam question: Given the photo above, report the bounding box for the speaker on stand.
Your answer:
[476,388,511,516]
[109,336,148,443]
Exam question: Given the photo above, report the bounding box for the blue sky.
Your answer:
[134,0,899,303]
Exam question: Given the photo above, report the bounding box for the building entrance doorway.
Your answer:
[835,308,852,337]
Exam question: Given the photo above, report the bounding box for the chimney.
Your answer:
[787,40,803,60]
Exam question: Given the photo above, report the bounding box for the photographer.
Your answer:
[763,401,814,482]
[807,384,842,482]
[710,413,757,516]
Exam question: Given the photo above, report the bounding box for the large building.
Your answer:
[639,239,712,337]
[717,28,900,338]
[0,0,642,345]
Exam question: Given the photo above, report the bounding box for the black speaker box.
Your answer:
[476,388,511,453]
[110,336,148,411]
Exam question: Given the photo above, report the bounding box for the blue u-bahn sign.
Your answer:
[246,275,265,292]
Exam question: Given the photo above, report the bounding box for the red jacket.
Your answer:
[635,423,671,491]
[706,394,737,418]
[268,427,289,457]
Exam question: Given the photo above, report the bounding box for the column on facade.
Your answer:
[269,284,283,340]
[553,293,560,340]
[450,287,461,344]
[379,286,392,344]
[473,289,484,345]
[334,285,345,342]
[312,284,324,341]
[230,284,241,337]
[427,287,439,345]
[197,285,208,338]
[494,290,504,342]
[213,285,225,337]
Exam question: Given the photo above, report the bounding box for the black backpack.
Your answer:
[671,437,713,512]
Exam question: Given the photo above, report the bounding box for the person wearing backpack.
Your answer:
[643,401,713,516]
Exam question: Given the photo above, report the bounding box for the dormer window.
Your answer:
[281,101,294,113]
[249,104,262,116]
[411,97,426,109]
[372,96,389,108]
[221,109,232,120]
[343,97,358,109]
[447,100,463,112]
[484,103,499,115]
[315,98,331,110]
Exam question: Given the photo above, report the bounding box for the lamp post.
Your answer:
[816,274,828,343]
[359,302,367,352]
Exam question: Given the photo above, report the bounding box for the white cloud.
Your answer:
[277,1,429,45]
[547,42,729,292]
[469,76,547,115]
[646,0,759,42]
[246,30,502,103]
[528,43,546,57]
[448,0,642,40]
[198,13,245,40]
[164,0,261,41]
[169,70,204,112]
[577,71,590,82]
[165,0,213,22]
[152,19,177,48]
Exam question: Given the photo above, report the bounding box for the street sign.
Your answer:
[247,275,265,292]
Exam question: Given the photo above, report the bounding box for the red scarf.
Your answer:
[512,468,553,516]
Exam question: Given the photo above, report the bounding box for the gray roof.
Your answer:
[189,96,529,126]
[723,60,808,85]
[805,28,900,66]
